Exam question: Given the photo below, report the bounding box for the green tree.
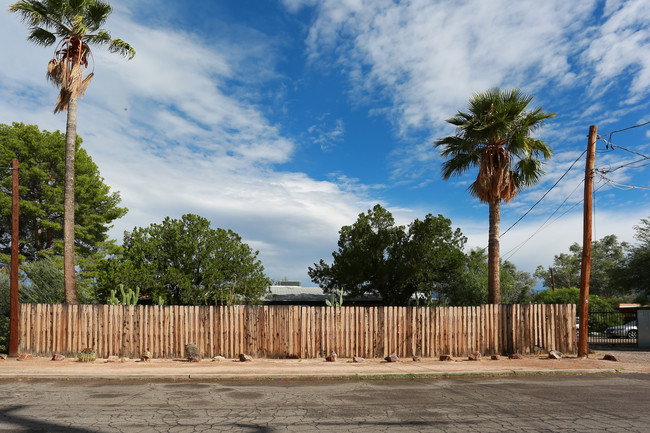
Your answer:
[309,205,467,305]
[616,217,650,303]
[10,0,135,304]
[97,214,271,305]
[535,235,629,298]
[440,248,534,306]
[435,88,554,304]
[0,123,127,265]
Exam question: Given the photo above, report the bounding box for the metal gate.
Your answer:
[583,310,638,347]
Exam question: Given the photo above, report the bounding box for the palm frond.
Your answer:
[28,27,56,46]
[108,38,136,59]
[86,0,112,31]
[84,30,111,46]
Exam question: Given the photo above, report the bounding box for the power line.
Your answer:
[502,179,584,260]
[500,150,587,238]
[595,171,650,191]
[598,120,650,136]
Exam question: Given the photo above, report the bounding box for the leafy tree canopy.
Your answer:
[96,214,271,305]
[438,248,535,306]
[615,217,650,303]
[532,287,616,313]
[309,205,467,305]
[534,234,629,298]
[0,122,127,263]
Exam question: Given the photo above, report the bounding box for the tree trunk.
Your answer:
[63,96,78,304]
[488,200,501,304]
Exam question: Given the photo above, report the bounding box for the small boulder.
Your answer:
[384,354,399,363]
[106,355,120,363]
[508,353,524,360]
[17,353,33,361]
[439,354,453,361]
[548,350,562,360]
[602,354,619,362]
[212,355,226,362]
[325,352,337,362]
[51,354,65,361]
[239,353,253,362]
[468,351,481,361]
[490,355,500,360]
[141,350,151,362]
[0,354,7,360]
[412,355,422,362]
[352,355,365,363]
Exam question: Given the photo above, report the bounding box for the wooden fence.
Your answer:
[18,303,576,359]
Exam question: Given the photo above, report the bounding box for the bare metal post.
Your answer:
[9,158,19,357]
[578,126,597,358]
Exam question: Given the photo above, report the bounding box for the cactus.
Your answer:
[326,289,344,307]
[107,285,140,305]
[185,343,200,362]
[78,348,96,363]
[107,289,119,305]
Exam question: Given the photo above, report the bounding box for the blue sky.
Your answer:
[2,0,650,286]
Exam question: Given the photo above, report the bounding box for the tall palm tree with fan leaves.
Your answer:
[434,88,554,304]
[10,0,135,304]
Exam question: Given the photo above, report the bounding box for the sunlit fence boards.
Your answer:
[18,304,576,358]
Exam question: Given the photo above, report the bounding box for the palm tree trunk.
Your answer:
[488,200,501,304]
[63,96,78,304]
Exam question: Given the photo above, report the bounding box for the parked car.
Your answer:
[604,320,638,339]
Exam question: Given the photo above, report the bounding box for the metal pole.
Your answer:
[9,158,19,357]
[578,125,597,358]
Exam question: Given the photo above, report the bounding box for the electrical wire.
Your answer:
[502,179,584,260]
[598,120,650,137]
[500,150,587,238]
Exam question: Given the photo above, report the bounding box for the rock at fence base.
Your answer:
[239,353,253,362]
[603,354,619,362]
[508,354,524,360]
[412,355,422,362]
[0,354,7,360]
[51,354,65,361]
[326,352,337,362]
[491,355,500,360]
[439,354,453,362]
[105,356,119,363]
[120,357,130,363]
[141,351,151,362]
[352,355,365,363]
[468,351,481,361]
[17,353,33,361]
[385,354,399,363]
[212,355,226,362]
[548,350,562,360]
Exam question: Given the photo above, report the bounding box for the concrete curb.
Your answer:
[1,368,632,381]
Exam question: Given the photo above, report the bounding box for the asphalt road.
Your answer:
[0,374,648,432]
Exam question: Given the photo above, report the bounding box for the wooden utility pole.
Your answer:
[578,125,597,358]
[550,267,555,292]
[9,158,19,357]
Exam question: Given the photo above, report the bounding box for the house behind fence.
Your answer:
[19,304,576,359]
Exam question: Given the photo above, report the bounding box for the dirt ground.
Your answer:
[2,350,648,379]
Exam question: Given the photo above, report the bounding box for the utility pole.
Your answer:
[9,158,19,357]
[578,125,597,358]
[550,267,555,292]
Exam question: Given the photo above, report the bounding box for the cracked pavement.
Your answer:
[0,373,648,432]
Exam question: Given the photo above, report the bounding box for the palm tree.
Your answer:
[434,88,554,304]
[10,0,135,304]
